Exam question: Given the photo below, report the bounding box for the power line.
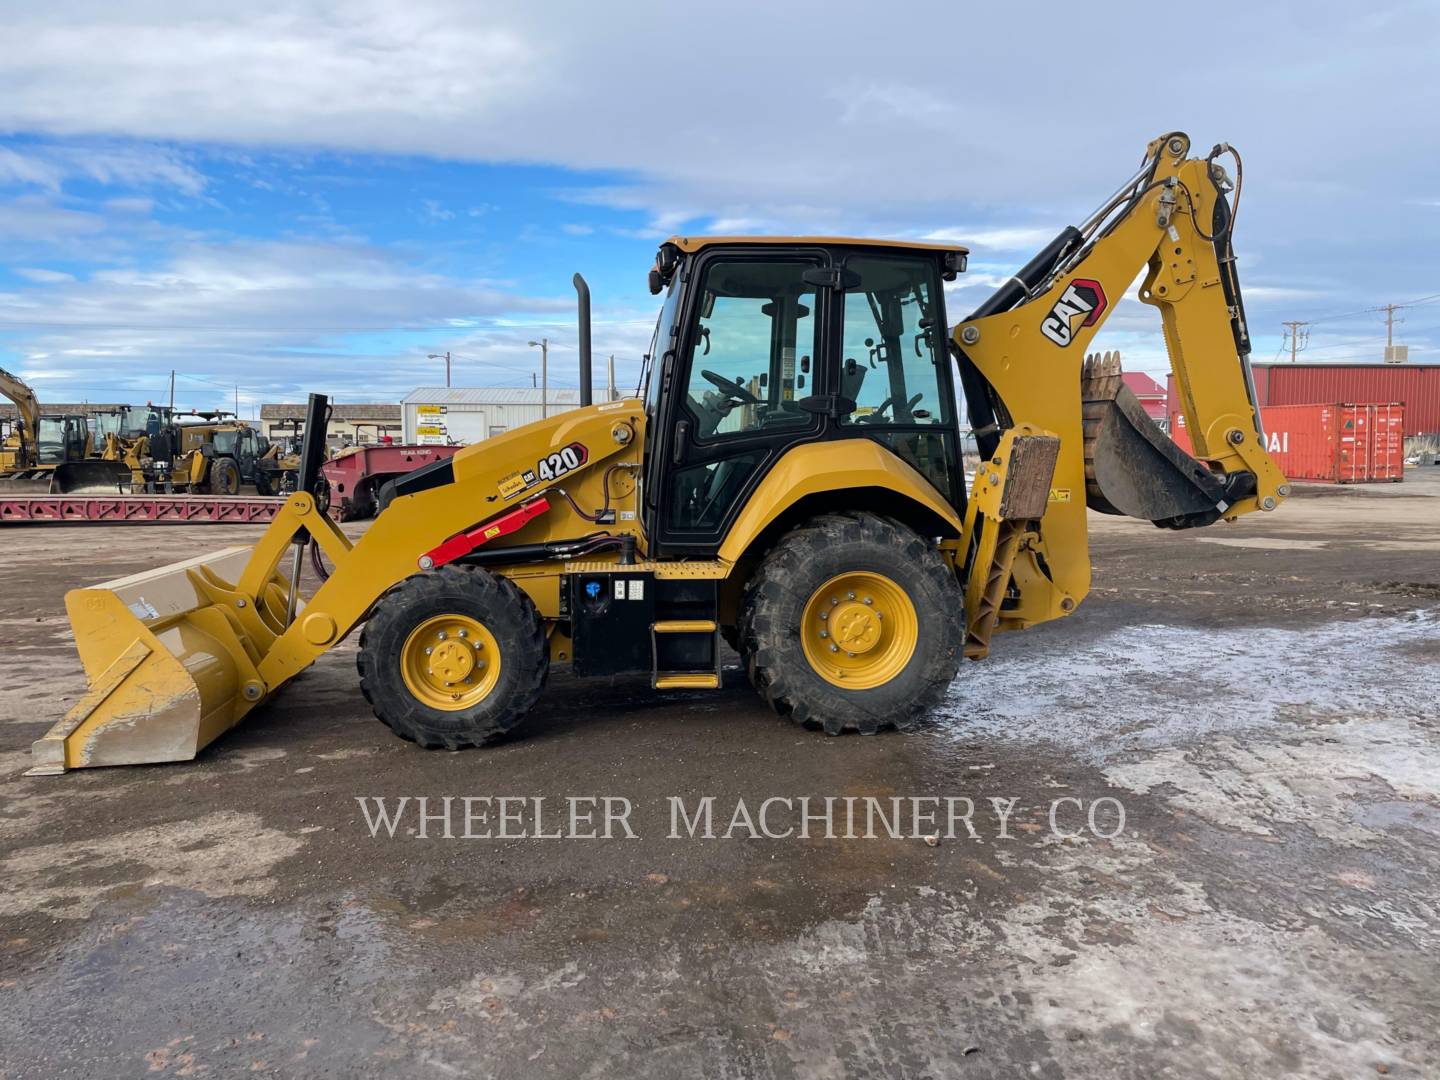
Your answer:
[1305,291,1440,326]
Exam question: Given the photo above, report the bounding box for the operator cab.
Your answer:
[640,236,969,557]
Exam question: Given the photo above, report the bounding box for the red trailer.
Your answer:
[1170,403,1405,484]
[321,443,463,521]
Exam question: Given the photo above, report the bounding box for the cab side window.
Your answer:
[681,260,819,440]
[839,256,948,427]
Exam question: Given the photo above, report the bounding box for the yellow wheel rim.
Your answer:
[800,571,918,690]
[400,614,502,711]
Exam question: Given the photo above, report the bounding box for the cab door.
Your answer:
[649,250,831,555]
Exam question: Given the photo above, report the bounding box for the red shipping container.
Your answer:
[1238,364,1438,437]
[1169,403,1405,484]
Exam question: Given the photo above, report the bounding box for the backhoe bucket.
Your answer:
[1081,351,1236,528]
[29,546,295,774]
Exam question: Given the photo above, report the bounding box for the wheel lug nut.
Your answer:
[864,597,872,605]
[847,652,855,658]
[820,630,828,639]
[458,629,467,638]
[830,597,838,606]
[424,646,432,655]
[830,644,839,653]
[847,591,855,600]
[820,611,828,621]
[437,631,447,641]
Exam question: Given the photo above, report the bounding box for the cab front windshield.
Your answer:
[212,430,238,455]
[35,417,69,463]
[642,273,684,418]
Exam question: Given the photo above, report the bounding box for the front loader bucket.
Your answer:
[29,547,296,774]
[1081,352,1241,529]
[53,459,131,494]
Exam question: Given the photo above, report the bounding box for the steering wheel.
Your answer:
[700,369,761,405]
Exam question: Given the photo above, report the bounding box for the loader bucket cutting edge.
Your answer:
[29,546,296,775]
[53,459,133,494]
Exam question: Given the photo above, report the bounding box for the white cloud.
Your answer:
[14,267,75,283]
[3,2,1430,218]
[0,236,577,404]
[0,143,205,195]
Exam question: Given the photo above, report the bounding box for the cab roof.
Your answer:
[664,235,969,256]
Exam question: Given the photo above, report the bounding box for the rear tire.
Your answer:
[739,511,963,735]
[358,565,548,749]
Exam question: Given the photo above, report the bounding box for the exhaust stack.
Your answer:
[573,273,593,407]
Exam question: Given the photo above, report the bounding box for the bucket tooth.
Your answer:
[31,546,281,774]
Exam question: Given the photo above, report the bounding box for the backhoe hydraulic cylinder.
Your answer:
[967,227,1084,320]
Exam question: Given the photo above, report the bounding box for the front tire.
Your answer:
[209,457,240,496]
[739,511,963,734]
[358,565,548,749]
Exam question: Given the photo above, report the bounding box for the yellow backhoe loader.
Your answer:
[32,132,1288,774]
[0,368,130,493]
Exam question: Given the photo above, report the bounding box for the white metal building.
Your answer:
[401,388,584,445]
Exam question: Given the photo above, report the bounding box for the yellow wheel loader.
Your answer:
[32,132,1288,774]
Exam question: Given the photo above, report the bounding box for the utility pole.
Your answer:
[608,354,617,401]
[1280,321,1309,362]
[528,338,549,417]
[168,369,175,410]
[426,352,452,387]
[1380,303,1400,349]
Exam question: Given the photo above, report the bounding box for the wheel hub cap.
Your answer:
[430,640,476,682]
[831,602,880,653]
[400,614,500,711]
[800,571,919,690]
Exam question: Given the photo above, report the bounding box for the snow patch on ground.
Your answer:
[940,610,1440,847]
[938,609,1439,762]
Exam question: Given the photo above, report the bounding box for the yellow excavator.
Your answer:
[32,132,1288,774]
[0,368,131,493]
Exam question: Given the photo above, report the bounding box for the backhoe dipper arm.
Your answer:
[951,132,1286,629]
[0,365,42,457]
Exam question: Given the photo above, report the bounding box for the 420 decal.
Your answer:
[498,442,591,499]
[537,442,589,481]
[1039,279,1107,346]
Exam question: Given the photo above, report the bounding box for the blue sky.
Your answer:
[1,1,1437,416]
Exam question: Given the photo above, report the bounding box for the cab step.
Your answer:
[653,672,721,690]
[652,619,718,633]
